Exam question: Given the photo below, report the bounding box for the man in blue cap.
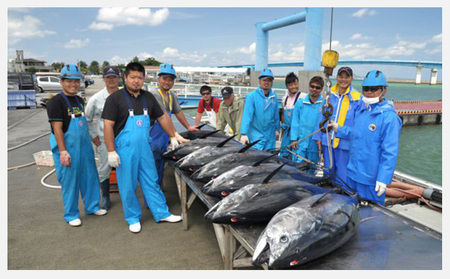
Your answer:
[149,63,194,187]
[85,66,121,210]
[102,62,183,233]
[46,64,107,227]
[329,70,402,205]
[240,68,280,150]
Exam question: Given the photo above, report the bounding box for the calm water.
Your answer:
[273,79,442,185]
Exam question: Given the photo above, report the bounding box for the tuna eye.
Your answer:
[280,235,289,243]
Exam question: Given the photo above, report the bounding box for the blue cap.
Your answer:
[60,64,82,80]
[362,70,388,87]
[258,68,274,80]
[158,63,177,78]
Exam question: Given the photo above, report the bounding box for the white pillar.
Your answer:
[415,65,422,85]
[430,68,438,85]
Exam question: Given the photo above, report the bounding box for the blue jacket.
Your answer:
[290,94,324,151]
[347,100,402,185]
[240,87,280,150]
[312,84,364,150]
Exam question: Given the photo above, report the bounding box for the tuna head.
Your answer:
[252,206,321,269]
[252,193,359,269]
[204,184,261,223]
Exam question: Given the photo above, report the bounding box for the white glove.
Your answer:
[240,135,249,145]
[60,150,71,167]
[170,137,179,150]
[108,151,121,168]
[175,132,190,144]
[328,121,339,132]
[375,181,387,196]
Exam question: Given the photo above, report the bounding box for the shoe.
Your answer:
[68,218,82,227]
[94,209,108,216]
[129,222,141,233]
[160,214,182,223]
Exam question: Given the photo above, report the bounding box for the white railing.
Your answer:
[145,82,288,98]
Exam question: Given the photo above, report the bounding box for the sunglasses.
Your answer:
[201,92,211,96]
[309,85,322,90]
[362,86,382,92]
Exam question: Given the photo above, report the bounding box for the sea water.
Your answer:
[273,79,442,185]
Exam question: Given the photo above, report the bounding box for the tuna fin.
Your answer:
[309,192,331,208]
[216,134,236,147]
[262,162,288,184]
[238,139,261,153]
[252,153,277,167]
[197,123,207,129]
[199,130,220,139]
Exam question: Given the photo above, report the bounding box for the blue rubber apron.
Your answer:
[150,88,171,186]
[280,93,300,159]
[115,89,171,225]
[50,93,101,222]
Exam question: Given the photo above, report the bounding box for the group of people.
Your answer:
[46,62,401,233]
[195,66,402,206]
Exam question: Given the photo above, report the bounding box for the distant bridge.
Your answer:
[218,59,442,84]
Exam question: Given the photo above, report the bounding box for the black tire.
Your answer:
[38,86,44,93]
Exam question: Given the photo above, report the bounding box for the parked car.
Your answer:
[37,76,63,92]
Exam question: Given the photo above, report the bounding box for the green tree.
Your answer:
[27,67,37,73]
[101,61,110,72]
[88,60,100,75]
[79,61,88,73]
[141,57,161,66]
[51,62,64,72]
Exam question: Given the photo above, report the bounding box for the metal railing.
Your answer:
[145,82,288,98]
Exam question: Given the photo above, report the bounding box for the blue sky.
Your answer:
[6,4,443,80]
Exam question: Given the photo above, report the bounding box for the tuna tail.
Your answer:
[238,139,261,153]
[252,153,278,167]
[199,130,220,139]
[216,134,236,147]
[262,162,289,184]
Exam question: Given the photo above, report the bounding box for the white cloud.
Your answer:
[349,33,373,41]
[8,15,56,44]
[351,9,377,18]
[89,22,114,31]
[429,33,442,43]
[161,47,180,58]
[64,38,90,49]
[397,40,427,49]
[235,43,256,54]
[90,7,169,31]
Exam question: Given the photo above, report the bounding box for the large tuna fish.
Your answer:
[202,161,329,198]
[190,151,284,183]
[163,132,239,161]
[204,180,333,224]
[177,124,228,140]
[252,193,359,269]
[174,139,260,172]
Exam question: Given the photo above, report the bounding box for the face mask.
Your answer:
[362,96,381,105]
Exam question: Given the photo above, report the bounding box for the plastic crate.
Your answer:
[33,151,54,167]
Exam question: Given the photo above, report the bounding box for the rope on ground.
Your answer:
[8,132,51,152]
[40,168,61,189]
[7,109,45,131]
[7,161,36,171]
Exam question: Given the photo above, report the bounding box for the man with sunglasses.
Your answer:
[194,85,222,128]
[240,68,280,150]
[279,72,306,159]
[290,76,325,174]
[313,66,363,191]
[329,70,402,205]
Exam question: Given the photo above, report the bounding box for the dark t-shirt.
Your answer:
[101,88,164,137]
[46,93,85,134]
